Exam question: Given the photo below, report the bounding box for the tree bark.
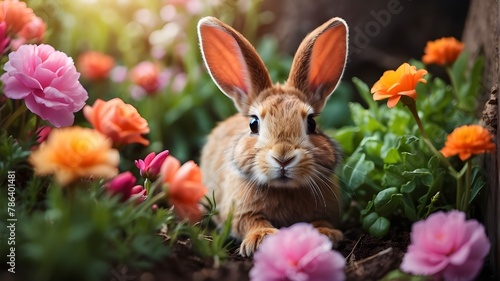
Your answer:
[462,0,499,277]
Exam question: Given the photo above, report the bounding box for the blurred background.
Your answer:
[24,0,471,163]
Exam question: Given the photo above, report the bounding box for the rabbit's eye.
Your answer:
[249,115,259,134]
[307,115,316,134]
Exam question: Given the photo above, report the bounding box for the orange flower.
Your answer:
[0,0,35,34]
[422,37,464,66]
[83,98,150,147]
[161,155,207,223]
[78,51,115,80]
[29,126,120,186]
[440,125,496,161]
[371,63,428,108]
[18,15,45,42]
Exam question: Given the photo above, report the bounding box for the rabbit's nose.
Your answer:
[272,155,296,168]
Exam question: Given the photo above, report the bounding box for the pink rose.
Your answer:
[250,223,346,281]
[401,210,490,281]
[1,44,88,127]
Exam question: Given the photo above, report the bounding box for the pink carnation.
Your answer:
[401,210,490,281]
[250,223,345,281]
[1,44,88,127]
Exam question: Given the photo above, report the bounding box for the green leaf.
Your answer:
[469,165,486,204]
[382,148,401,164]
[374,188,403,216]
[427,155,440,170]
[369,216,390,238]
[467,55,484,98]
[332,127,361,155]
[402,193,418,221]
[402,168,434,187]
[382,165,406,187]
[342,153,375,190]
[400,181,415,193]
[352,77,378,111]
[362,212,379,231]
[349,103,385,132]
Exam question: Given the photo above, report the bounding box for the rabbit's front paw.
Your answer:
[316,227,343,246]
[239,227,278,257]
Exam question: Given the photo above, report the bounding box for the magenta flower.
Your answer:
[106,171,137,201]
[1,44,88,127]
[401,210,490,281]
[135,150,169,181]
[35,125,52,143]
[130,185,147,203]
[0,21,10,55]
[250,223,345,281]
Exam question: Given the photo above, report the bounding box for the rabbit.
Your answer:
[197,16,348,257]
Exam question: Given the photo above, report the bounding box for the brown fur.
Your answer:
[198,16,349,257]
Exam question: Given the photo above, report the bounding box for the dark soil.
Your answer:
[126,219,496,281]
[127,222,414,281]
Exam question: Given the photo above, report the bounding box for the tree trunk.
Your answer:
[462,0,499,277]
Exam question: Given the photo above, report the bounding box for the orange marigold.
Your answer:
[371,63,428,108]
[440,125,496,161]
[78,51,115,80]
[29,126,120,186]
[83,98,150,147]
[422,37,464,66]
[161,155,207,223]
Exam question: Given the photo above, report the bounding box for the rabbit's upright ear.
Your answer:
[198,17,273,113]
[287,18,348,112]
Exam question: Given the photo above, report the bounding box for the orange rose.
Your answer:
[29,126,120,186]
[83,98,150,147]
[78,51,115,80]
[422,37,464,66]
[161,155,207,223]
[440,125,496,161]
[371,63,428,108]
[0,0,35,34]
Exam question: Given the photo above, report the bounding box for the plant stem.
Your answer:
[406,101,429,139]
[463,159,472,213]
[137,189,166,214]
[405,100,459,177]
[456,173,463,211]
[455,162,469,212]
[144,178,152,195]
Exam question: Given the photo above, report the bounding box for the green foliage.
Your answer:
[0,181,172,281]
[335,53,488,237]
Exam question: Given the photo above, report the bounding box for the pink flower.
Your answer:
[105,171,147,203]
[130,185,147,203]
[250,223,346,281]
[129,61,170,99]
[36,125,52,143]
[106,171,137,200]
[401,210,490,281]
[135,150,169,181]
[1,44,88,127]
[0,21,11,55]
